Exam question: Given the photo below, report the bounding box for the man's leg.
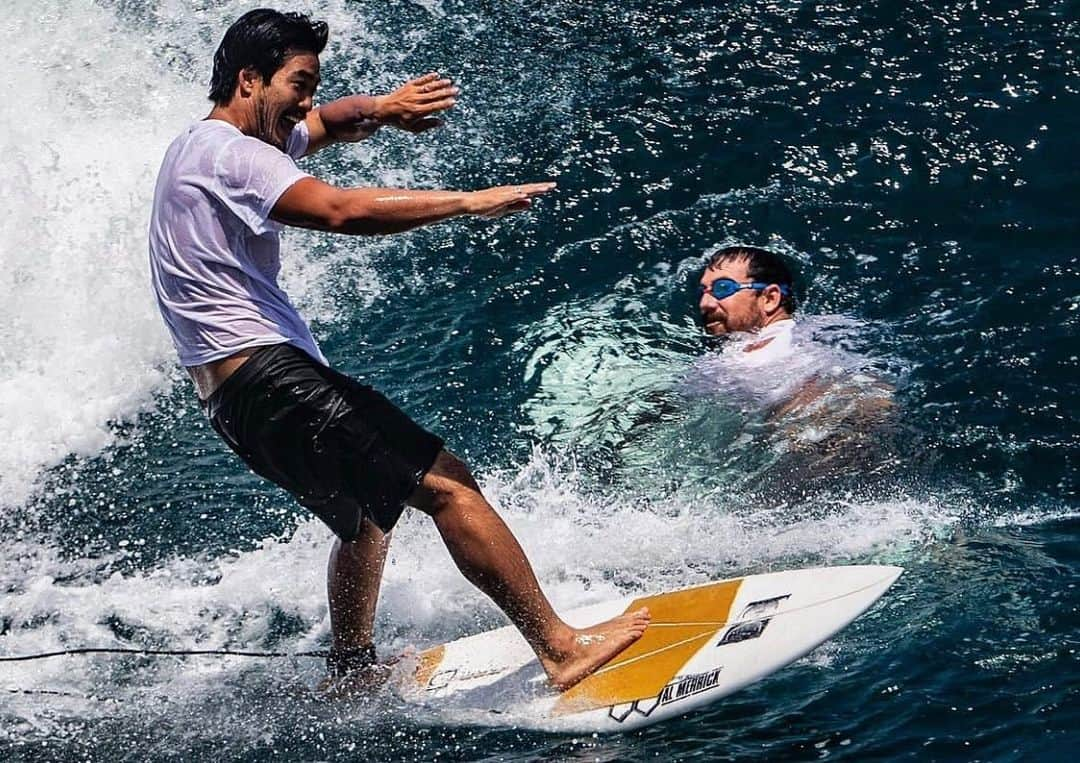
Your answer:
[408,451,650,690]
[326,517,390,663]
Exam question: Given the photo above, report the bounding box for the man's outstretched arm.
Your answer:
[303,73,458,156]
[271,177,556,235]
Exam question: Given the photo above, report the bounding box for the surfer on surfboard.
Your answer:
[147,8,648,692]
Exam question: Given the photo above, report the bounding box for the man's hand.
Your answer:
[311,73,457,147]
[371,72,459,133]
[465,183,557,218]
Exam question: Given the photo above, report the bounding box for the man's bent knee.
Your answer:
[408,450,481,516]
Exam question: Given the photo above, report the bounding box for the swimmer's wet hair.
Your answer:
[208,9,328,105]
[707,245,798,313]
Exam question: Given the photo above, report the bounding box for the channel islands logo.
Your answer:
[717,594,791,645]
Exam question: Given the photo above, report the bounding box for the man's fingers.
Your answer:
[411,72,440,87]
[419,78,454,93]
[417,84,459,104]
[420,96,457,112]
[514,182,557,197]
[412,75,453,96]
[470,182,555,217]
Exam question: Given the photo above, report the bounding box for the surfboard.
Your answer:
[398,564,902,732]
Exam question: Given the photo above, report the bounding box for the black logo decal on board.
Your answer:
[608,696,661,723]
[718,594,791,646]
[427,666,506,691]
[658,668,723,706]
[427,668,457,690]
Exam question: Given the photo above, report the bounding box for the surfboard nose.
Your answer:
[868,564,905,590]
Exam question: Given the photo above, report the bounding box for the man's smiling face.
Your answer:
[250,51,321,149]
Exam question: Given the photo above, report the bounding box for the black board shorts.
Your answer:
[203,342,444,542]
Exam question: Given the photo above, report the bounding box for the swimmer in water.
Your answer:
[697,245,903,493]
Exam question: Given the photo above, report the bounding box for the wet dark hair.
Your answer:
[706,245,798,313]
[208,9,329,105]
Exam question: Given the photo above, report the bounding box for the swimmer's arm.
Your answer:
[271,177,555,234]
[772,376,895,422]
[772,376,897,451]
[302,74,459,157]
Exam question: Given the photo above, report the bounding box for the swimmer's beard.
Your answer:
[700,316,731,350]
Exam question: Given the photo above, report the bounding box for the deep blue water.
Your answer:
[2,0,1078,760]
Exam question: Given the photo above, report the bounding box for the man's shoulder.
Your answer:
[174,120,279,154]
[165,121,292,181]
[163,120,233,163]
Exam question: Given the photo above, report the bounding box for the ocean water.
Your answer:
[2,0,1078,759]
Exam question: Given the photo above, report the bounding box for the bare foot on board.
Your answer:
[317,661,394,700]
[539,607,651,691]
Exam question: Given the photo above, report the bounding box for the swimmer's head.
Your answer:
[698,246,796,336]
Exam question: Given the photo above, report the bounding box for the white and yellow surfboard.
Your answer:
[400,565,902,732]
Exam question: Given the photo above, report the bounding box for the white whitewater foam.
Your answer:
[0,435,962,748]
[0,0,391,509]
[0,447,950,696]
[0,1,199,507]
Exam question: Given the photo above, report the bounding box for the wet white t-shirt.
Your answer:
[683,318,804,404]
[731,318,796,366]
[148,119,327,366]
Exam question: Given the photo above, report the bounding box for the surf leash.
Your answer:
[1,648,327,703]
[0,646,328,661]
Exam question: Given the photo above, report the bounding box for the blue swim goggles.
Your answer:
[698,278,791,301]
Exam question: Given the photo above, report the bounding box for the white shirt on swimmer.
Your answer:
[682,318,801,405]
[148,119,327,367]
[730,318,796,366]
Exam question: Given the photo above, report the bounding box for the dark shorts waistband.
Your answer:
[202,342,293,420]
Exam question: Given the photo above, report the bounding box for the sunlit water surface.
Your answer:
[2,0,1078,760]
